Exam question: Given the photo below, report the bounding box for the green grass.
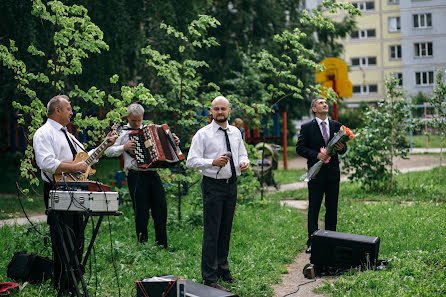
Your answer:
[0,187,307,296]
[409,134,444,148]
[268,168,446,296]
[273,169,306,185]
[0,195,46,219]
[340,167,446,203]
[316,199,446,297]
[1,159,445,296]
[278,145,298,161]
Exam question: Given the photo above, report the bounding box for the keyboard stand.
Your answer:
[49,210,122,297]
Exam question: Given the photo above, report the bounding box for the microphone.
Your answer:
[216,152,232,176]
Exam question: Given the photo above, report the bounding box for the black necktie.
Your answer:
[220,127,236,182]
[61,128,77,158]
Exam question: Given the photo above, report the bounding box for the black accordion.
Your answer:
[128,124,185,169]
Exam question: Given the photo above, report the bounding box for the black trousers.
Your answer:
[307,167,340,245]
[127,170,167,247]
[44,182,84,292]
[201,176,237,284]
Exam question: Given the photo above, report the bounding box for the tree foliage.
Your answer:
[2,0,156,190]
[427,69,446,177]
[342,75,415,192]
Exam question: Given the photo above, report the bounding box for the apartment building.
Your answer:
[400,0,446,97]
[308,0,446,104]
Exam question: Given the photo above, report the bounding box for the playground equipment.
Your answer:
[251,142,281,190]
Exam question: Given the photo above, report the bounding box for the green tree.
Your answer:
[342,75,415,192]
[427,69,446,177]
[2,0,155,190]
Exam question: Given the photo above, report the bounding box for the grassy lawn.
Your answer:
[0,178,306,296]
[409,134,444,148]
[1,155,445,296]
[278,145,298,161]
[273,169,306,185]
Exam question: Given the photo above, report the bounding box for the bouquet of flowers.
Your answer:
[302,125,356,182]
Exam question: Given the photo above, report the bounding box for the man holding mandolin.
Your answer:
[33,94,117,293]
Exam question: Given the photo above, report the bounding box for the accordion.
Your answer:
[129,124,185,168]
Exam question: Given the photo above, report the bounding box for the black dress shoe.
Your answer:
[205,282,230,292]
[221,276,240,283]
[305,245,312,254]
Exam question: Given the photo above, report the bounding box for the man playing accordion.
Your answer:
[105,103,180,247]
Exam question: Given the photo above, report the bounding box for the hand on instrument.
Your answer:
[240,162,249,172]
[105,131,118,148]
[212,154,230,167]
[124,139,137,151]
[172,133,180,146]
[73,161,88,173]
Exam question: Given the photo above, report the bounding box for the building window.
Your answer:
[413,13,432,28]
[389,45,402,59]
[352,1,375,11]
[351,29,376,39]
[393,72,403,86]
[351,57,377,67]
[353,84,378,94]
[388,17,401,32]
[414,42,433,57]
[415,71,434,86]
[388,0,399,4]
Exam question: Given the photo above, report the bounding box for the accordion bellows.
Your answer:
[129,124,185,168]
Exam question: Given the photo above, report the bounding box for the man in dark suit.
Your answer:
[296,97,347,253]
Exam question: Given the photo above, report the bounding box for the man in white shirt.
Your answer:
[33,95,117,293]
[105,103,179,247]
[187,96,249,292]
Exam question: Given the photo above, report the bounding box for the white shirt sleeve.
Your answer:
[33,130,61,174]
[186,131,214,170]
[105,132,127,157]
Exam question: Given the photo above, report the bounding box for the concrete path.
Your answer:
[0,214,47,227]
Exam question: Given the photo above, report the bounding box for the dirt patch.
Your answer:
[272,252,332,297]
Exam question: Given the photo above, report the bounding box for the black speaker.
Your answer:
[135,275,238,297]
[310,230,380,269]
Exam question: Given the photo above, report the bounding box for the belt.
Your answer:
[203,175,237,184]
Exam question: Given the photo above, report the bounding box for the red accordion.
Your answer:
[128,124,185,168]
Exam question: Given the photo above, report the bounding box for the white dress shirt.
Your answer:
[34,118,86,182]
[186,120,249,179]
[105,123,154,171]
[315,117,330,138]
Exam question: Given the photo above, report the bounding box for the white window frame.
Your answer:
[415,71,434,86]
[351,29,376,39]
[353,84,378,94]
[388,17,401,32]
[388,0,399,5]
[353,1,375,11]
[414,42,433,57]
[413,13,432,29]
[351,57,377,67]
[389,45,402,60]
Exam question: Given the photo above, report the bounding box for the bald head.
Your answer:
[211,96,230,108]
[210,96,231,125]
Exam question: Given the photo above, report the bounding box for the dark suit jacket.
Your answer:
[296,118,347,170]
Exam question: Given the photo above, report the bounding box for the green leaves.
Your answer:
[343,75,415,192]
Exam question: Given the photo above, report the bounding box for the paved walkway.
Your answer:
[0,214,47,228]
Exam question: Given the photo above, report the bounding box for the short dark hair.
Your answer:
[47,95,69,116]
